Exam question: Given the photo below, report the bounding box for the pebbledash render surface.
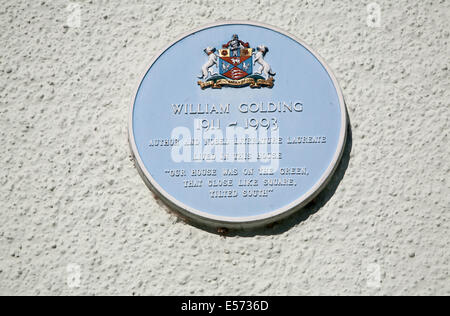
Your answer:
[0,0,448,296]
[129,22,347,228]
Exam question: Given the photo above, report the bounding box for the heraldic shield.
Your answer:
[197,34,276,89]
[218,48,253,80]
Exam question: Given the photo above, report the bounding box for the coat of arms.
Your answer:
[198,34,276,89]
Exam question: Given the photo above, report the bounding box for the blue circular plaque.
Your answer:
[130,22,347,228]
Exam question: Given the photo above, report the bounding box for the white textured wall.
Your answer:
[0,0,448,296]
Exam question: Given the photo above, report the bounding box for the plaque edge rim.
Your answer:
[128,20,348,228]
